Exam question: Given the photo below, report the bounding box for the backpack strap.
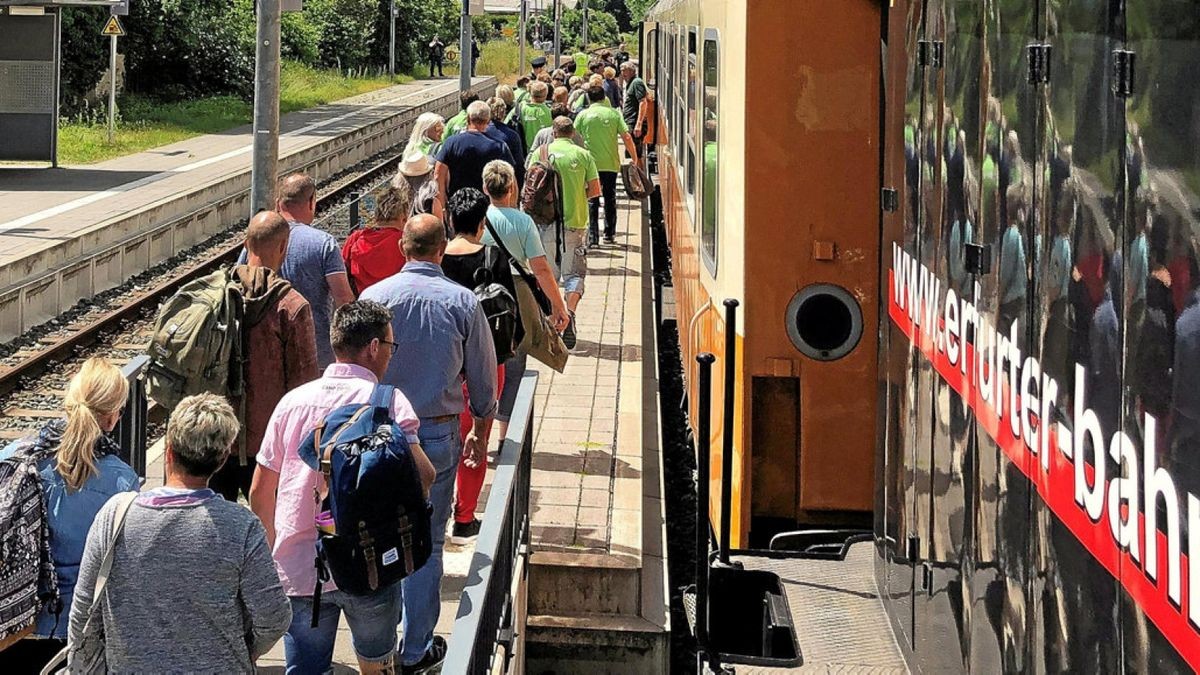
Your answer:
[369,384,395,411]
[484,219,538,291]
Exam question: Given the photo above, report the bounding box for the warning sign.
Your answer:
[101,16,125,37]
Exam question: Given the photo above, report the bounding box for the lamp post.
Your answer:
[250,0,281,216]
[553,0,561,69]
[459,0,471,91]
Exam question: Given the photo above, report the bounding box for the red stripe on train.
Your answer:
[887,271,1200,668]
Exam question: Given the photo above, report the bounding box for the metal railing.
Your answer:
[115,354,151,478]
[443,371,537,674]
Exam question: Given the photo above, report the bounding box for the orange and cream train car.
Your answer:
[640,0,885,546]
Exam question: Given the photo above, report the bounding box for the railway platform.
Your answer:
[129,188,668,672]
[0,76,495,341]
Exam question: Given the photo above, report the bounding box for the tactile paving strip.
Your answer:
[728,542,909,674]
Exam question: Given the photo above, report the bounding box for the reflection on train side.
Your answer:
[884,0,1200,671]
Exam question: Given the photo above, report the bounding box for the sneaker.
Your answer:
[603,234,615,245]
[450,519,482,545]
[402,635,447,674]
[562,310,578,349]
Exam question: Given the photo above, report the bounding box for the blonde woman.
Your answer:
[342,185,412,293]
[404,112,445,159]
[0,357,137,669]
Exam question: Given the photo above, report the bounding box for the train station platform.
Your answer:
[135,186,668,672]
[0,76,495,341]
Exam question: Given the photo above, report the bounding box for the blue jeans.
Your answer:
[400,417,461,665]
[284,585,402,673]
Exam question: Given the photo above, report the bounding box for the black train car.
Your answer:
[879,0,1200,671]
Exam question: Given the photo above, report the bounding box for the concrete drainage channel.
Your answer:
[0,78,496,343]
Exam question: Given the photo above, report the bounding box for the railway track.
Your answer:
[0,149,405,442]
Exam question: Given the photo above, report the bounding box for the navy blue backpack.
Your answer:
[298,385,432,617]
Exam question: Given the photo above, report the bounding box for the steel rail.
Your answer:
[0,149,403,399]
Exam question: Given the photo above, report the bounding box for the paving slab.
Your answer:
[0,77,465,261]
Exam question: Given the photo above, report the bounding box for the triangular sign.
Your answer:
[101,16,125,37]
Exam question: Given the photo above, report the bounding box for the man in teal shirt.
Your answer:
[443,91,478,139]
[526,117,600,348]
[574,85,639,245]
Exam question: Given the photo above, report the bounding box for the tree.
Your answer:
[59,6,111,113]
[123,0,254,100]
[529,7,618,52]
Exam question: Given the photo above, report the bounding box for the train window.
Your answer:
[701,31,719,271]
[676,26,686,171]
[667,28,675,137]
[686,28,698,197]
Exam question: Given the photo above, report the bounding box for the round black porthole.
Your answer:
[785,284,863,361]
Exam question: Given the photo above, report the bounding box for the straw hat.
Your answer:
[399,150,433,177]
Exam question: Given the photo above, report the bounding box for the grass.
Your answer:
[476,40,545,85]
[58,61,413,165]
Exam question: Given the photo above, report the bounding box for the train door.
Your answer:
[883,0,929,653]
[1028,3,1126,671]
[1119,2,1198,671]
[957,0,1044,670]
[915,0,987,670]
[907,0,954,664]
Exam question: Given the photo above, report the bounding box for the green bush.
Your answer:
[122,0,254,100]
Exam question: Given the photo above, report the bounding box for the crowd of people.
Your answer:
[1,54,649,675]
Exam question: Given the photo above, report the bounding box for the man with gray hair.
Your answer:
[483,96,526,186]
[70,393,290,674]
[433,100,514,221]
[516,79,553,150]
[361,214,498,671]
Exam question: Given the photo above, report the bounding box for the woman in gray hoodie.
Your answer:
[69,394,290,673]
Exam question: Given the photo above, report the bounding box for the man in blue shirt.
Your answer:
[433,101,514,222]
[238,174,355,367]
[359,213,497,671]
[484,97,526,187]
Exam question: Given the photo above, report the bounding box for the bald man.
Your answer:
[211,211,318,503]
[359,213,497,671]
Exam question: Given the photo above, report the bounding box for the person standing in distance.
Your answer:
[620,61,648,158]
[428,36,445,77]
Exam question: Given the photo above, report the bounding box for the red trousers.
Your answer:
[455,365,504,524]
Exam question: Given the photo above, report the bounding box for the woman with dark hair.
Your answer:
[441,188,517,543]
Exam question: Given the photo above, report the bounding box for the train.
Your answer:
[641,0,1200,671]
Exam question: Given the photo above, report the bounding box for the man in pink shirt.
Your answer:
[249,300,434,674]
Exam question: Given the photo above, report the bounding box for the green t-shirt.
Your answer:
[444,110,468,138]
[574,100,628,173]
[573,53,588,73]
[528,138,598,231]
[518,101,553,150]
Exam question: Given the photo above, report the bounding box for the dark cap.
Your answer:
[531,56,547,68]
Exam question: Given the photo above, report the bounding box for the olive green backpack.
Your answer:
[145,268,244,410]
